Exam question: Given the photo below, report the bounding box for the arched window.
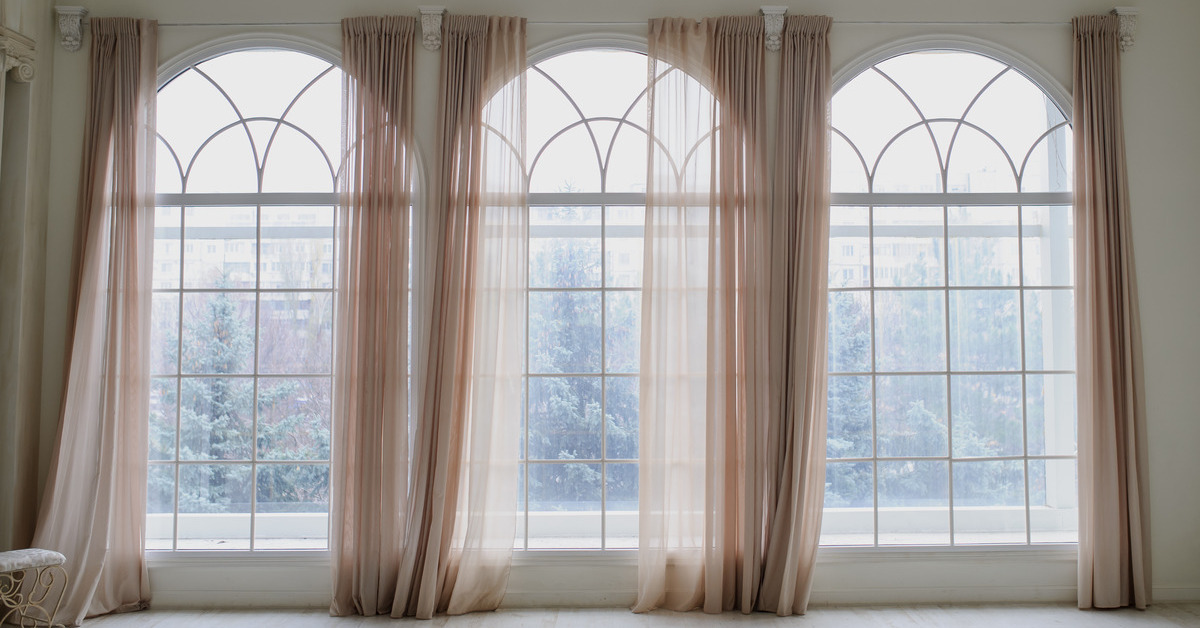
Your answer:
[824,48,1077,546]
[520,47,647,550]
[148,48,341,550]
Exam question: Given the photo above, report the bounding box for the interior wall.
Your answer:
[28,0,1200,605]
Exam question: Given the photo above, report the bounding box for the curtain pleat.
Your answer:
[1072,14,1151,611]
[758,15,832,616]
[393,14,526,619]
[330,15,416,617]
[31,17,157,626]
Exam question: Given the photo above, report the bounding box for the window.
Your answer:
[519,48,647,549]
[823,49,1077,546]
[148,48,341,550]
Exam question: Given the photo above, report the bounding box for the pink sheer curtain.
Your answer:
[31,17,157,626]
[1072,14,1151,611]
[393,15,526,618]
[330,15,416,617]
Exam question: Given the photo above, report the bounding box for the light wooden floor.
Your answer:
[84,604,1200,626]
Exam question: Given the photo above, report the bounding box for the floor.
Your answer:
[84,604,1200,627]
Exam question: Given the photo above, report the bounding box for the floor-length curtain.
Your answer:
[758,15,832,617]
[635,16,772,614]
[1072,14,1151,611]
[31,17,157,626]
[330,16,416,617]
[393,15,526,619]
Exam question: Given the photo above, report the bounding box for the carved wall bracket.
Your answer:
[56,6,88,52]
[0,28,35,82]
[1111,7,1138,52]
[761,6,787,52]
[419,6,444,51]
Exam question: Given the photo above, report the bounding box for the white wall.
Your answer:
[27,0,1200,607]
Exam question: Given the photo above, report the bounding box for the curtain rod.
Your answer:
[127,19,1072,28]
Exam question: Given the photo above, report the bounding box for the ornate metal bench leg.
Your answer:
[0,564,69,627]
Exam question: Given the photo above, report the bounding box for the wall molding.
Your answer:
[0,27,35,82]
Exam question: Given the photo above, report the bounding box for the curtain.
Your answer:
[758,15,832,616]
[1072,14,1151,611]
[635,16,772,614]
[393,15,526,618]
[30,17,157,626]
[330,16,416,617]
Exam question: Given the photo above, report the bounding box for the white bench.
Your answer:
[0,549,68,627]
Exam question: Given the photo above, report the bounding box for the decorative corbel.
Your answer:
[0,28,36,82]
[761,6,787,53]
[419,6,444,51]
[1111,7,1138,52]
[56,6,88,52]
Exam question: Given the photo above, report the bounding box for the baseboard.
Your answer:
[1151,586,1200,602]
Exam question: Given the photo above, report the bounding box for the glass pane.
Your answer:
[876,375,947,458]
[151,294,180,375]
[257,378,331,461]
[831,132,869,193]
[154,206,182,289]
[258,292,333,375]
[528,377,601,461]
[157,68,241,173]
[183,207,257,289]
[951,374,1023,458]
[605,463,638,549]
[944,126,1018,193]
[874,290,946,372]
[828,292,871,373]
[878,460,949,545]
[1021,206,1074,287]
[260,206,336,290]
[527,68,584,154]
[530,124,602,193]
[527,462,601,549]
[827,376,872,459]
[605,376,638,460]
[873,207,944,287]
[821,461,874,547]
[829,206,869,289]
[529,206,601,288]
[261,125,335,193]
[606,291,640,373]
[282,69,341,165]
[198,50,331,121]
[875,51,1005,121]
[1029,458,1078,543]
[176,463,252,550]
[536,49,647,123]
[832,68,922,171]
[948,206,1019,286]
[953,460,1026,544]
[181,292,256,375]
[605,206,644,288]
[149,378,178,461]
[872,127,943,193]
[965,68,1067,166]
[949,289,1020,371]
[604,125,648,195]
[179,377,254,461]
[146,464,175,550]
[1026,374,1077,456]
[1020,125,1073,193]
[255,464,329,549]
[1024,289,1075,371]
[529,291,602,374]
[185,127,260,193]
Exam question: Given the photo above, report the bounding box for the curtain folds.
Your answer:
[636,15,830,615]
[31,17,157,626]
[330,15,416,617]
[393,15,527,619]
[1072,14,1151,611]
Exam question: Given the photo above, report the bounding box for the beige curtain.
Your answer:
[758,15,832,616]
[330,16,416,617]
[31,18,157,626]
[393,15,526,618]
[1072,14,1151,611]
[635,16,772,614]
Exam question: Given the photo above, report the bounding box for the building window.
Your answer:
[148,48,340,550]
[519,48,647,549]
[823,49,1077,546]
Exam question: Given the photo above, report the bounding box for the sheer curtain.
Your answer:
[330,15,416,617]
[31,18,157,626]
[1072,14,1151,611]
[394,15,526,618]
